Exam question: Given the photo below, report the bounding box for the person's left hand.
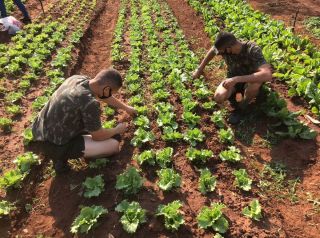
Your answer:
[222,77,237,90]
[126,106,137,116]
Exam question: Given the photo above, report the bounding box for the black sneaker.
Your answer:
[228,111,243,125]
[53,159,70,174]
[21,17,32,24]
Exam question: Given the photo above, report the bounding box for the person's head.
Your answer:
[214,32,242,55]
[90,68,123,100]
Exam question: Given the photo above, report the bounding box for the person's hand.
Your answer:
[192,68,202,79]
[115,123,127,134]
[222,78,237,90]
[126,106,137,116]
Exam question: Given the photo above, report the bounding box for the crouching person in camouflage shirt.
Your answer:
[30,68,136,174]
[193,32,272,124]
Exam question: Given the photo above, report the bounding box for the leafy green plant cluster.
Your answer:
[233,169,252,191]
[82,175,105,198]
[186,148,213,164]
[116,167,144,195]
[156,200,185,231]
[219,146,242,163]
[197,202,229,234]
[157,168,181,191]
[115,200,147,233]
[0,200,16,217]
[199,168,217,194]
[242,199,263,221]
[71,205,107,234]
[0,152,40,190]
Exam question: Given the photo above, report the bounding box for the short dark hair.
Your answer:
[214,32,237,50]
[95,68,123,88]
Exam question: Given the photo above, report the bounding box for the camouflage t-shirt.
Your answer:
[221,41,267,78]
[32,75,102,145]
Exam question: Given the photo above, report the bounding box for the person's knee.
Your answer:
[214,91,227,104]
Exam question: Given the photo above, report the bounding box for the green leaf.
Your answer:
[115,200,146,234]
[219,146,242,163]
[70,205,107,234]
[156,200,185,231]
[199,168,217,194]
[197,203,228,233]
[242,199,263,221]
[156,147,173,168]
[0,200,16,217]
[186,148,213,164]
[233,169,252,191]
[134,150,156,166]
[116,167,143,195]
[157,168,181,191]
[13,152,40,173]
[82,175,105,198]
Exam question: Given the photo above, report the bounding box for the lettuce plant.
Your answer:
[71,205,107,234]
[116,167,143,195]
[242,199,262,221]
[83,175,105,198]
[156,200,185,231]
[197,202,229,233]
[13,152,40,173]
[157,168,181,191]
[199,168,217,194]
[115,200,147,233]
[184,128,205,146]
[219,146,242,163]
[134,150,155,166]
[156,147,173,168]
[131,128,155,147]
[218,128,234,144]
[186,148,213,164]
[233,169,252,191]
[0,200,16,217]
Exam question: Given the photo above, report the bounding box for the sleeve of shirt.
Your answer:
[250,45,267,70]
[79,94,102,133]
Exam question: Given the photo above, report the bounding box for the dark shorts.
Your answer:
[28,135,85,162]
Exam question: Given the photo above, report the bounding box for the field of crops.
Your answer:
[0,0,319,237]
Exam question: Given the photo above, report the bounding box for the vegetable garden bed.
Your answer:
[0,0,319,237]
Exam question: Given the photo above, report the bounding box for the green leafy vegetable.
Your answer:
[131,128,155,147]
[199,168,217,194]
[218,128,234,144]
[70,205,107,234]
[184,128,205,146]
[134,150,156,166]
[233,169,252,191]
[13,152,40,173]
[157,168,181,191]
[242,199,263,221]
[186,148,213,164]
[156,147,173,168]
[219,146,242,163]
[197,202,229,233]
[156,200,185,231]
[83,175,105,198]
[0,169,25,189]
[0,200,16,217]
[115,200,147,233]
[88,158,108,169]
[116,167,144,195]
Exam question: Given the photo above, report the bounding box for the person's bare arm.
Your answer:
[193,47,217,78]
[90,123,127,141]
[103,96,136,116]
[223,64,272,89]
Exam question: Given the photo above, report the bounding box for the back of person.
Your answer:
[32,75,101,145]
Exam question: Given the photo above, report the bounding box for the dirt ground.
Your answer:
[0,0,319,237]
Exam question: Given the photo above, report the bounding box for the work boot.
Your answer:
[21,17,32,24]
[53,159,70,174]
[228,110,243,125]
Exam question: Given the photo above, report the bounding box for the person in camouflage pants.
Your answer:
[31,68,136,174]
[193,32,272,124]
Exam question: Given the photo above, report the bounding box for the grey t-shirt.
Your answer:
[32,75,102,145]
